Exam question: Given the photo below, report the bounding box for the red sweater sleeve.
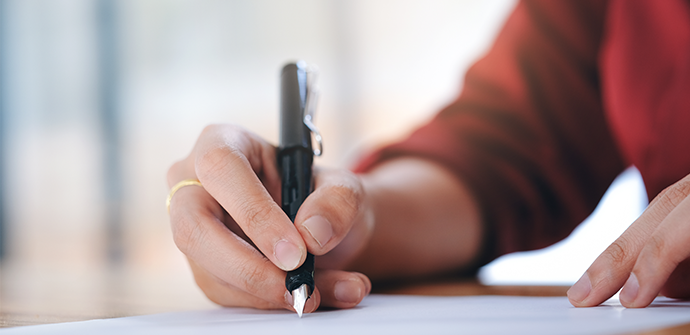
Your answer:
[355,0,626,264]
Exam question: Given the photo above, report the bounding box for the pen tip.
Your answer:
[292,284,309,318]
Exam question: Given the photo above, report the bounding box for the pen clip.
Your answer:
[304,64,323,157]
[304,114,322,157]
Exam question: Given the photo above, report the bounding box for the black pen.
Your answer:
[278,61,322,317]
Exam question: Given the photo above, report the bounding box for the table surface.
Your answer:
[1,262,689,335]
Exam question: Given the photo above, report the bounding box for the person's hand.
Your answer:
[568,174,690,308]
[167,124,372,313]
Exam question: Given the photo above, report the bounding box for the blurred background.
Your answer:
[0,0,648,314]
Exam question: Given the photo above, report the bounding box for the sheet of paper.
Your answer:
[4,295,690,335]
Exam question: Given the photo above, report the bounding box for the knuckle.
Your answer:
[325,172,364,213]
[200,123,221,135]
[640,234,679,273]
[330,183,362,212]
[171,212,206,257]
[200,123,241,139]
[654,180,690,210]
[238,197,274,235]
[321,183,363,230]
[605,239,631,265]
[235,258,271,292]
[647,234,668,260]
[196,145,245,181]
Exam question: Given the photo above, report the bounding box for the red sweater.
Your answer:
[356,0,690,263]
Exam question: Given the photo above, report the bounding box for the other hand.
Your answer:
[568,174,690,308]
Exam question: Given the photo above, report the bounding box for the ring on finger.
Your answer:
[166,179,203,213]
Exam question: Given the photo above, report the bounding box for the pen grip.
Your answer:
[278,146,315,294]
[279,146,313,221]
[286,253,315,292]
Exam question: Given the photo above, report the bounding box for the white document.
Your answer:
[4,295,690,335]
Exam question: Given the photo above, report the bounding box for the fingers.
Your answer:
[189,259,287,310]
[314,269,371,309]
[294,168,370,258]
[172,180,369,312]
[190,259,322,313]
[568,176,690,307]
[168,124,370,313]
[193,125,307,272]
[618,194,690,307]
[190,255,370,312]
[170,184,295,310]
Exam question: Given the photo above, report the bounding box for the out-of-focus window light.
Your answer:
[479,167,648,285]
[0,0,648,287]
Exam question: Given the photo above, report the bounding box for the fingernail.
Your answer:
[568,273,592,303]
[334,280,362,304]
[302,216,333,247]
[620,273,639,305]
[274,239,302,270]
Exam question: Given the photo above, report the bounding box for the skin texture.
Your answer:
[167,124,483,313]
[568,174,690,308]
[169,124,690,312]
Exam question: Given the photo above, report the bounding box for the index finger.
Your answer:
[568,178,690,307]
[194,125,307,271]
[168,184,299,311]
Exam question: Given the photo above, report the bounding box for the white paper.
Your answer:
[480,167,648,286]
[4,295,690,335]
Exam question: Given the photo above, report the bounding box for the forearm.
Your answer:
[348,157,483,281]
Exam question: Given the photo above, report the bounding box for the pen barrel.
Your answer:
[278,62,314,223]
[278,146,315,294]
[279,62,316,296]
[280,63,311,149]
[278,146,313,222]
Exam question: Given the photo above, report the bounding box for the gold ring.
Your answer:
[166,179,203,213]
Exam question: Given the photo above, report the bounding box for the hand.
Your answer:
[167,124,372,313]
[568,174,690,308]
